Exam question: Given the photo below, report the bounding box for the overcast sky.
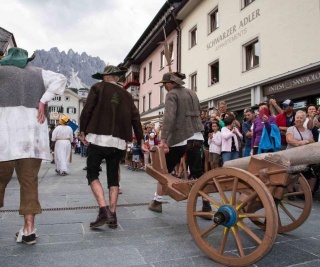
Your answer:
[2,0,165,64]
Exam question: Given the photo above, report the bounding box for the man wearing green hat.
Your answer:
[0,47,67,245]
[80,65,143,229]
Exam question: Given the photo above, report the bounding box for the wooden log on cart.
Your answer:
[223,142,320,169]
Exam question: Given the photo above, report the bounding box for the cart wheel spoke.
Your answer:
[230,177,238,205]
[200,223,219,237]
[281,200,304,210]
[236,191,258,211]
[198,190,222,208]
[277,206,282,227]
[194,211,215,217]
[239,212,266,219]
[278,203,297,222]
[232,226,245,257]
[237,221,262,245]
[219,227,230,255]
[213,177,229,204]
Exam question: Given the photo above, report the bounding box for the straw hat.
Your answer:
[59,115,70,125]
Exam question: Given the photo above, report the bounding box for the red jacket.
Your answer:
[275,112,295,145]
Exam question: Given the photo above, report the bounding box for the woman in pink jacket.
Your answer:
[220,115,243,163]
[208,121,222,169]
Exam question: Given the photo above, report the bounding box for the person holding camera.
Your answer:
[242,108,255,157]
[251,102,279,155]
[275,99,296,150]
[220,115,243,163]
[304,104,320,142]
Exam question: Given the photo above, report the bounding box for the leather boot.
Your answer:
[148,200,162,212]
[106,207,117,229]
[90,206,109,228]
[198,200,213,220]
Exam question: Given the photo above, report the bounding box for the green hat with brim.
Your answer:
[154,72,185,85]
[0,47,35,68]
[92,65,128,80]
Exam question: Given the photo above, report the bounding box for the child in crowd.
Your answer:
[76,138,81,154]
[73,137,79,153]
[142,132,158,170]
[208,121,222,169]
[131,136,141,171]
[125,142,133,170]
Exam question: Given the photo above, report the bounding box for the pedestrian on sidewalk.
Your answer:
[131,136,141,171]
[51,115,74,176]
[80,65,143,229]
[0,47,67,245]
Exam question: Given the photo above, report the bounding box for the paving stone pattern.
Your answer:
[0,154,319,267]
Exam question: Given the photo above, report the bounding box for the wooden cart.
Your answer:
[146,144,318,267]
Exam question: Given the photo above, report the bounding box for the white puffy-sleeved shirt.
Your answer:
[0,70,67,161]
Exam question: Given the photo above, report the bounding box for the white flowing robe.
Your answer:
[51,125,74,174]
[0,70,67,162]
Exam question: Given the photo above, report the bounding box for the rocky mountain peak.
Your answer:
[30,47,106,87]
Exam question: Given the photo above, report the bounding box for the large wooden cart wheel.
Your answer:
[187,167,278,267]
[251,175,312,233]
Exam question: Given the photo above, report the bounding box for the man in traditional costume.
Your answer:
[148,72,204,213]
[0,48,67,245]
[80,65,143,229]
[51,115,74,176]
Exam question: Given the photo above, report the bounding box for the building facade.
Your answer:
[0,27,16,56]
[123,0,320,119]
[139,30,177,118]
[48,88,85,130]
[176,0,320,113]
[122,1,184,124]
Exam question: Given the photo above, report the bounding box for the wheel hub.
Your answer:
[214,205,237,227]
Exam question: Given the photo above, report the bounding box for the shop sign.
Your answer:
[264,70,320,95]
[293,101,307,109]
[206,9,260,51]
[50,112,59,120]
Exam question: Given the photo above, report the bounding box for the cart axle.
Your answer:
[214,205,237,227]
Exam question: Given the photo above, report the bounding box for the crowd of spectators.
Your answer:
[201,98,320,198]
[124,123,161,171]
[77,97,319,199]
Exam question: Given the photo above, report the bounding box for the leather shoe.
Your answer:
[90,207,109,228]
[148,200,162,212]
[106,209,117,229]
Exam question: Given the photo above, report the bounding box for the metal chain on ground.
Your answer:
[0,201,168,213]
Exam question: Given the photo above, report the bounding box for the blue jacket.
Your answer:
[258,124,281,154]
